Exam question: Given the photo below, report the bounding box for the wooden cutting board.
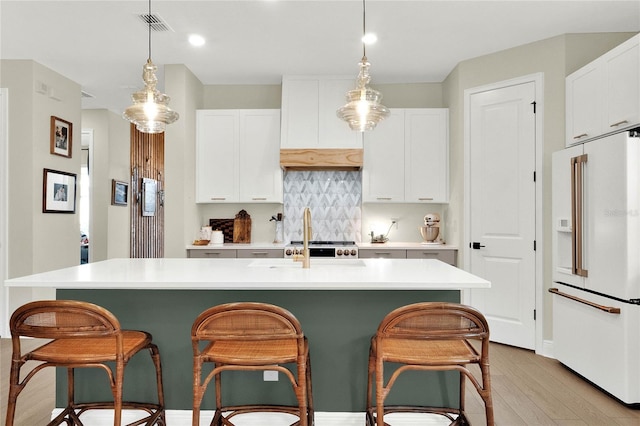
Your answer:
[233,210,251,243]
[208,219,234,243]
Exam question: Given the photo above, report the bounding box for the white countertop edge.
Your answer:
[4,258,489,291]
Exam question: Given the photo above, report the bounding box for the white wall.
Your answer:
[1,59,82,325]
[442,32,637,342]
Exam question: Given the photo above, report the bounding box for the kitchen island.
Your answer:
[5,258,490,418]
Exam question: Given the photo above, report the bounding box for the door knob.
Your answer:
[471,242,486,250]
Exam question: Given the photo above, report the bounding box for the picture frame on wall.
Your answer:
[50,116,73,158]
[111,179,128,206]
[43,168,76,213]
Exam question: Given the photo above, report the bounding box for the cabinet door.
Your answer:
[604,35,640,133]
[319,78,363,148]
[406,249,457,266]
[566,63,602,146]
[281,78,319,148]
[188,249,237,258]
[239,110,283,202]
[362,109,405,202]
[358,248,406,259]
[405,109,449,203]
[236,249,284,258]
[196,110,239,203]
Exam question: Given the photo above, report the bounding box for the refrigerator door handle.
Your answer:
[571,154,589,277]
[549,288,620,314]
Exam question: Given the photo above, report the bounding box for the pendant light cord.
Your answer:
[147,0,152,61]
[362,0,367,59]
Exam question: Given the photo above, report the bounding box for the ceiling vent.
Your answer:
[137,13,173,32]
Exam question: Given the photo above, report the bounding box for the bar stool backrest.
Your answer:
[191,302,303,342]
[377,302,489,341]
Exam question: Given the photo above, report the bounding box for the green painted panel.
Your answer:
[57,289,459,412]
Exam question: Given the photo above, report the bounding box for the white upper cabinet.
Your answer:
[566,34,639,146]
[196,110,239,202]
[362,109,405,202]
[281,76,363,149]
[196,109,282,203]
[363,108,449,203]
[405,109,449,203]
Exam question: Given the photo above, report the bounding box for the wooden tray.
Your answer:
[208,219,234,243]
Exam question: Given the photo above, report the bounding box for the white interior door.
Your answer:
[466,80,537,349]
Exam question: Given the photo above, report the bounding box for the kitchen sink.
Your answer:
[249,258,366,268]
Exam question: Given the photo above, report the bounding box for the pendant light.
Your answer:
[336,0,389,132]
[123,0,179,134]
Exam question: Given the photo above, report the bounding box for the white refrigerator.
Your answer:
[551,128,640,404]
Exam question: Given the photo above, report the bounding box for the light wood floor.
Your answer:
[2,339,639,425]
[464,343,640,425]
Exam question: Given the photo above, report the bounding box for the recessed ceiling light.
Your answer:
[362,33,377,45]
[189,34,206,47]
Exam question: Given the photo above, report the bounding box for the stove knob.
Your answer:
[336,249,343,256]
[351,249,358,256]
[285,249,293,256]
[343,250,350,256]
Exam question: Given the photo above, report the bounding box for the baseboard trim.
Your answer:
[51,408,451,425]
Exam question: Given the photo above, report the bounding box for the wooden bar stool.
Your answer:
[5,300,165,426]
[191,302,313,426]
[366,302,494,426]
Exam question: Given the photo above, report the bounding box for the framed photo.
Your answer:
[43,168,76,213]
[50,116,73,158]
[111,179,128,206]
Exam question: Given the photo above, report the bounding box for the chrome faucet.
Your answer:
[293,207,312,268]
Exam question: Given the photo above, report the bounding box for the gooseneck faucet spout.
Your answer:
[294,207,312,268]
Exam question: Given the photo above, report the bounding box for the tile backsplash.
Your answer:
[283,171,362,242]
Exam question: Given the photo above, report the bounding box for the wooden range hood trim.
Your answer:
[280,148,363,171]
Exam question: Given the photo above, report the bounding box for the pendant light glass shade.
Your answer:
[123,0,178,133]
[336,58,389,131]
[123,59,178,133]
[337,0,389,132]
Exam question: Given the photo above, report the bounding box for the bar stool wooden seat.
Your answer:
[5,300,165,426]
[191,302,313,426]
[366,302,494,426]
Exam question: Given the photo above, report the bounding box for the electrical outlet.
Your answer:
[263,370,279,381]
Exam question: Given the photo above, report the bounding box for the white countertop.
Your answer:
[186,242,458,250]
[4,258,488,291]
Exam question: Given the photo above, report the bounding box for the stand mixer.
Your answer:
[419,213,441,245]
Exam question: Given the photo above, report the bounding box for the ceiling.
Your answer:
[1,1,639,114]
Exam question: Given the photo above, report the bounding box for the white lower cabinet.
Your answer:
[359,248,457,266]
[363,108,449,203]
[196,109,282,203]
[406,249,457,266]
[187,248,284,258]
[358,248,407,259]
[187,249,237,259]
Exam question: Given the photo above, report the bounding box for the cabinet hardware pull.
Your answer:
[549,288,620,314]
[573,133,588,140]
[251,252,268,256]
[610,119,629,128]
[252,198,267,201]
[376,197,392,200]
[418,197,434,201]
[205,252,221,256]
[210,197,226,201]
